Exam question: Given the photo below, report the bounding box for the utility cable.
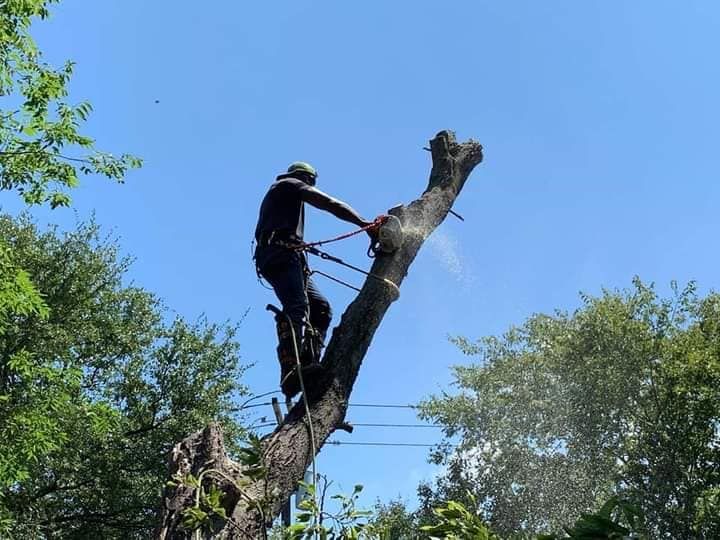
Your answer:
[236,390,283,412]
[326,441,456,448]
[349,403,418,409]
[254,422,440,429]
[237,401,420,410]
[347,422,441,428]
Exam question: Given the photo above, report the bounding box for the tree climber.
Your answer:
[254,162,376,399]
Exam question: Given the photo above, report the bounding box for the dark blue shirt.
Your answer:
[254,178,308,241]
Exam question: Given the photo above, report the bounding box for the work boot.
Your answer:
[296,327,325,391]
[274,318,324,398]
[268,305,325,398]
[280,359,326,398]
[300,326,326,366]
[273,314,303,398]
[280,361,300,398]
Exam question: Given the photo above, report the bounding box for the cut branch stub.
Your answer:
[156,423,247,539]
[156,130,483,539]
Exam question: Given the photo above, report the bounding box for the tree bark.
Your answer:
[156,130,483,539]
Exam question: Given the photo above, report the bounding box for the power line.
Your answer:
[352,422,440,428]
[326,441,454,448]
[254,422,440,430]
[350,403,418,409]
[237,401,420,411]
[236,401,274,410]
[249,429,449,447]
[234,391,284,411]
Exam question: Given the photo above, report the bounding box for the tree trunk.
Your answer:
[156,130,483,539]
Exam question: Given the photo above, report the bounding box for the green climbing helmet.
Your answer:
[277,161,318,183]
[287,161,317,177]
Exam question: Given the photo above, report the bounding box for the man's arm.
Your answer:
[301,186,371,228]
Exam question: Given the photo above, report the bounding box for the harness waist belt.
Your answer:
[257,230,302,248]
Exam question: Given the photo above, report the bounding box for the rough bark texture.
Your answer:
[157,130,483,539]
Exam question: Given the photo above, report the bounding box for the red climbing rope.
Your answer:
[295,215,388,250]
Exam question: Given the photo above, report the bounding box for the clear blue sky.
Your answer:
[5,0,720,511]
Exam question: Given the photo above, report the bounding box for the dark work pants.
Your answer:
[256,246,332,338]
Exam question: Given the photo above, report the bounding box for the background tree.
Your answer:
[419,279,720,538]
[280,485,647,539]
[0,214,249,538]
[365,498,419,540]
[1,0,140,208]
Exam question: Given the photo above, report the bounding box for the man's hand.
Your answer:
[364,215,391,257]
[364,215,388,239]
[363,219,378,239]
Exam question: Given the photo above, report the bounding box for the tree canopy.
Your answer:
[419,280,720,538]
[0,5,249,536]
[0,214,249,538]
[0,0,140,208]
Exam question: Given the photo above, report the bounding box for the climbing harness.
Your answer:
[256,214,403,297]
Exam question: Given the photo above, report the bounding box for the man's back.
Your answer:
[254,178,308,242]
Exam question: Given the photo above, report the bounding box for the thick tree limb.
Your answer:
[157,130,483,538]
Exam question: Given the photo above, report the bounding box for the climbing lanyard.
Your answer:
[310,269,360,293]
[257,215,400,295]
[303,245,400,297]
[295,215,388,251]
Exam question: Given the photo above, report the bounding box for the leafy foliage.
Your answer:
[0,214,248,538]
[0,0,141,208]
[364,498,418,540]
[284,490,645,539]
[419,279,720,538]
[0,235,51,491]
[420,494,500,540]
[537,496,645,539]
[0,238,47,318]
[169,472,231,536]
[281,480,373,540]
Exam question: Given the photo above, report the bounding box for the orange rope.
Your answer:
[295,215,388,250]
